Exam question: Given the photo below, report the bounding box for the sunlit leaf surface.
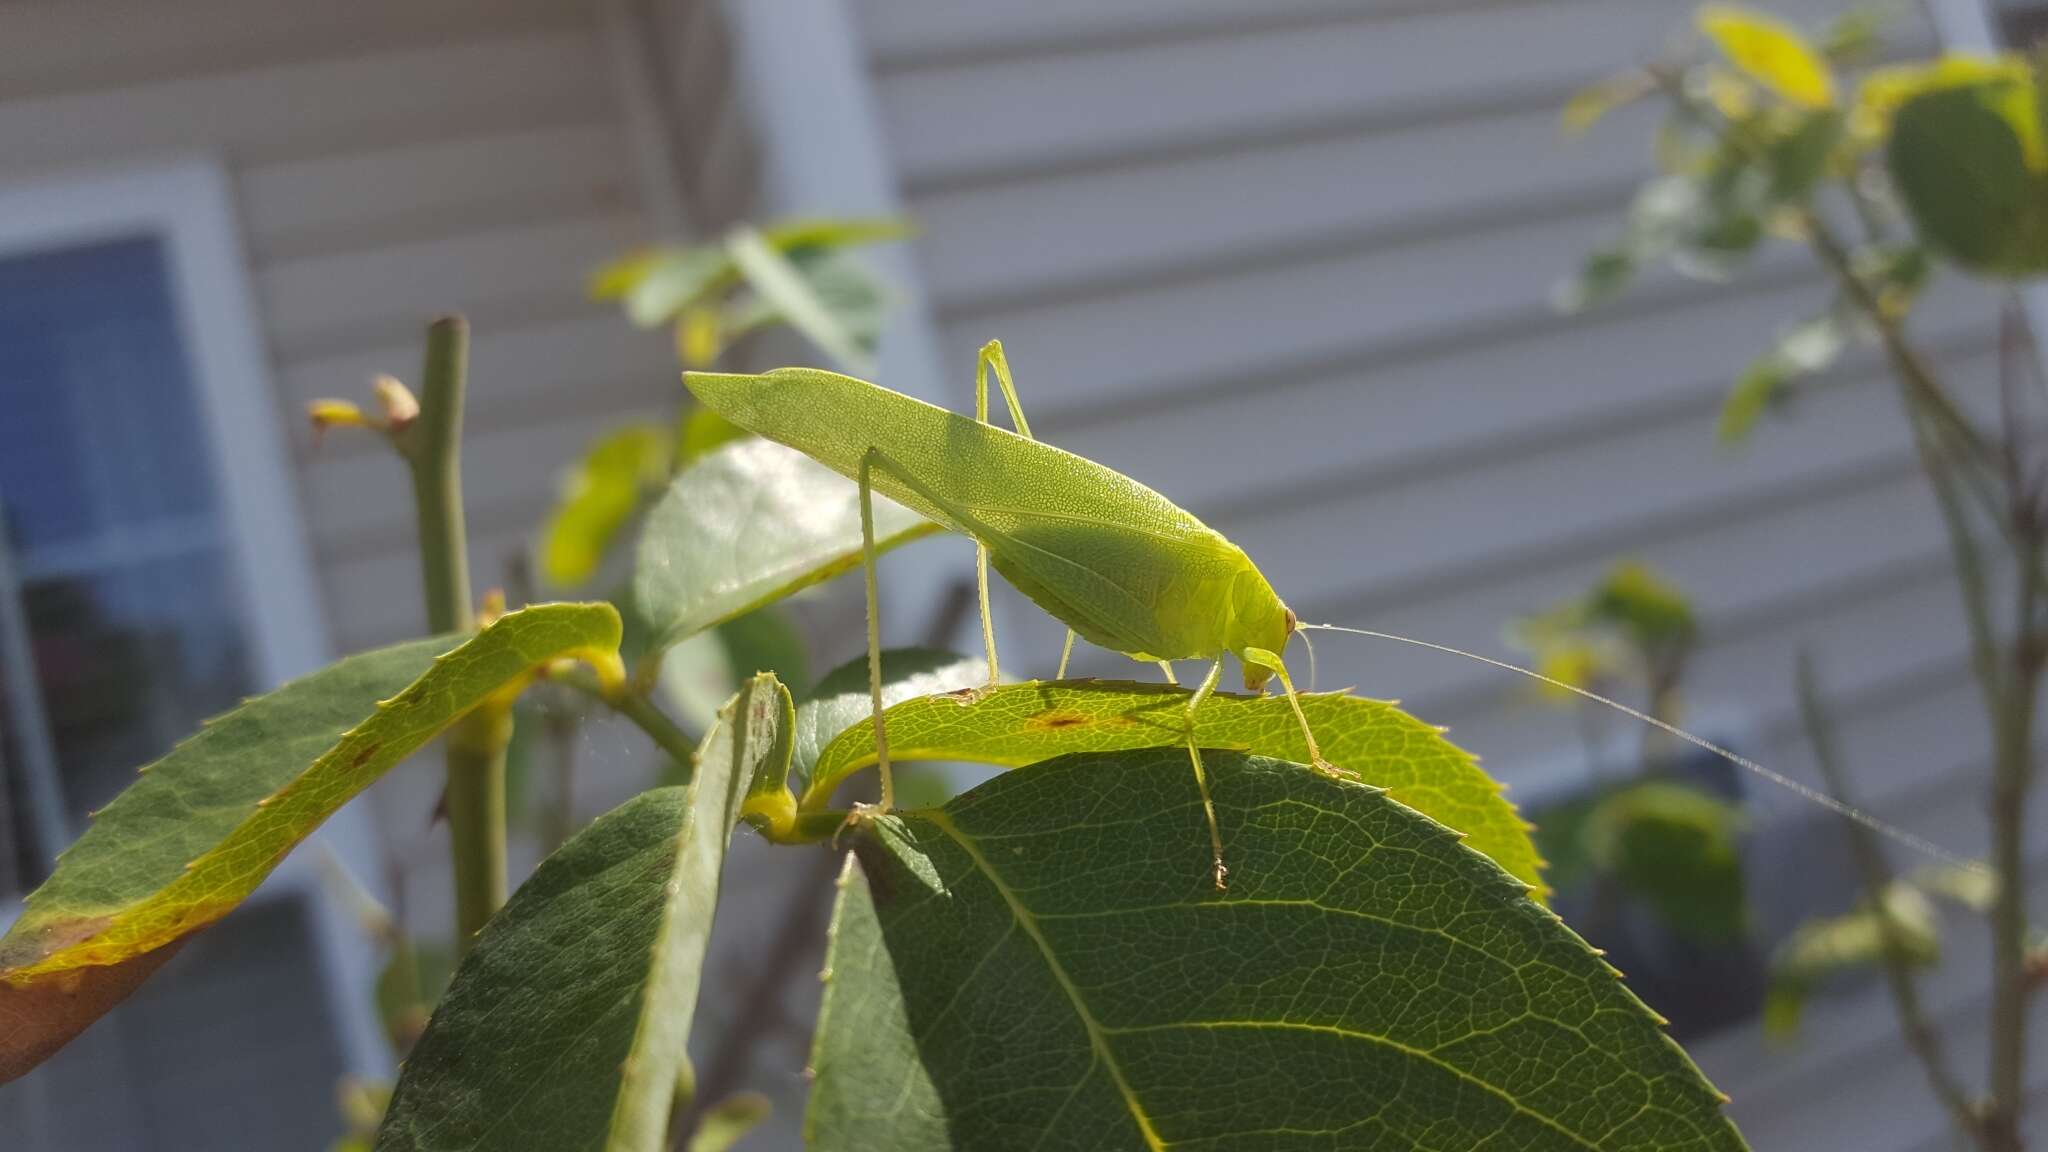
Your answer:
[804,680,1544,896]
[632,438,940,655]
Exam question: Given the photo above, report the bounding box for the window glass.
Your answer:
[0,235,253,889]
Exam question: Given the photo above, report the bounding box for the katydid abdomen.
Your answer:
[686,368,1293,679]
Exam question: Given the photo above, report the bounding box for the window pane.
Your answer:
[0,234,254,882]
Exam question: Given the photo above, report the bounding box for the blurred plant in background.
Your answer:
[1566,5,2048,1147]
[1511,562,1755,1034]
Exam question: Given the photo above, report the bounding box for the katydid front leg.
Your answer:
[1243,646,1341,779]
[1185,657,1229,889]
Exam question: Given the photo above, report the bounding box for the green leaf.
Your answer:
[808,749,1744,1150]
[654,608,810,747]
[1562,71,1651,135]
[727,227,875,374]
[1699,4,1837,109]
[593,246,734,329]
[686,1094,773,1152]
[674,406,750,469]
[593,216,904,336]
[1765,883,1939,1039]
[540,424,673,587]
[1911,861,1997,911]
[803,680,1545,896]
[1555,246,1637,312]
[794,649,986,780]
[376,673,791,1152]
[1718,356,1788,446]
[375,938,454,1055]
[631,438,941,656]
[1888,77,2048,278]
[1584,782,1749,943]
[0,603,622,1080]
[726,248,891,359]
[762,216,913,257]
[1719,311,1846,445]
[1766,108,1845,201]
[1820,5,1889,63]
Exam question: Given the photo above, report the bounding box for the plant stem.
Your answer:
[409,319,472,636]
[1885,304,2041,1152]
[400,316,506,954]
[1796,651,1982,1140]
[1986,465,2043,1152]
[1802,212,2007,517]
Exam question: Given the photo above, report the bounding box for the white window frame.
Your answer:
[0,159,390,1078]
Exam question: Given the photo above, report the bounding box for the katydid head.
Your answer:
[1226,566,1295,691]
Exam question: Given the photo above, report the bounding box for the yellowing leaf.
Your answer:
[1699,4,1837,108]
[0,603,622,1080]
[1563,71,1652,134]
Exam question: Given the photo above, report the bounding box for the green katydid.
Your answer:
[686,342,1325,887]
[684,345,1979,884]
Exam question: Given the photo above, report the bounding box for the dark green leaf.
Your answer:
[376,674,792,1152]
[1555,246,1637,312]
[631,438,941,656]
[1766,108,1845,201]
[809,750,1744,1150]
[1888,82,2047,277]
[1585,782,1748,943]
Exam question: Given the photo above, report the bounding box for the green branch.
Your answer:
[399,316,506,953]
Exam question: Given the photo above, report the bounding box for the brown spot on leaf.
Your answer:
[350,741,382,770]
[1027,711,1093,731]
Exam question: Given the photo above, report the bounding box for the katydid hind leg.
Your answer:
[1055,629,1077,680]
[1185,658,1229,889]
[970,340,1037,688]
